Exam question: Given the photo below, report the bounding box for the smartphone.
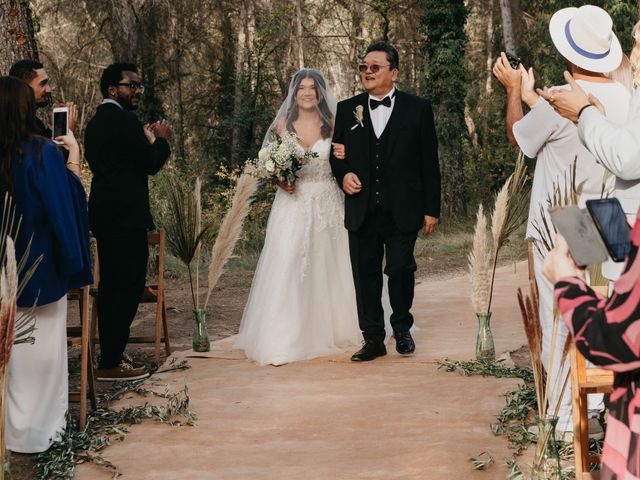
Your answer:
[505,52,521,70]
[52,106,69,144]
[586,198,631,262]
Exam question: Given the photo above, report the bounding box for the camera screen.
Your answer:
[53,111,67,138]
[587,199,631,262]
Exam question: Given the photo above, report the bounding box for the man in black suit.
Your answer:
[85,63,172,381]
[330,42,440,361]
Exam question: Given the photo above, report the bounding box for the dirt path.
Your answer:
[70,262,530,480]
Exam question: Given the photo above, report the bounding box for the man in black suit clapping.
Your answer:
[330,42,440,361]
[85,63,172,381]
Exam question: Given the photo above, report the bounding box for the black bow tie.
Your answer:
[369,96,392,110]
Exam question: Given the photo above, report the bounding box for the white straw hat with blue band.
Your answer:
[549,5,622,73]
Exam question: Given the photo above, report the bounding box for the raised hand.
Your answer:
[520,66,539,107]
[492,52,522,92]
[143,123,156,144]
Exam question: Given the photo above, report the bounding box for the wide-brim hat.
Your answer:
[549,5,622,73]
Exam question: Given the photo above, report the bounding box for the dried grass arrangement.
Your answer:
[516,282,572,472]
[0,237,18,479]
[164,177,210,309]
[469,152,529,316]
[531,158,584,257]
[203,173,258,310]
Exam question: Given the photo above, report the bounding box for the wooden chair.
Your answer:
[91,229,171,364]
[570,285,614,480]
[67,285,97,430]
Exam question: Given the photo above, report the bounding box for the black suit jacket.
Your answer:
[84,102,170,234]
[330,90,440,233]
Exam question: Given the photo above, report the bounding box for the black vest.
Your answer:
[368,123,391,213]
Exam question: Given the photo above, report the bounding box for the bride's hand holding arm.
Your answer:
[332,143,346,160]
[277,180,295,194]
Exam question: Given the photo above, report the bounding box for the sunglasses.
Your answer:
[358,63,391,74]
[115,82,145,93]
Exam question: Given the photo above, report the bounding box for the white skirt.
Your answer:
[7,296,68,453]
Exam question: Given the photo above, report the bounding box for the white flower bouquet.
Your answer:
[245,131,317,186]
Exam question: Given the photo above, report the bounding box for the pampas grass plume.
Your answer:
[491,175,512,251]
[203,174,258,310]
[468,204,491,314]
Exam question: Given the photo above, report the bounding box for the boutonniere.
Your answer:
[351,105,364,130]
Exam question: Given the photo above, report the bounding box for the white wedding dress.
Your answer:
[235,138,363,365]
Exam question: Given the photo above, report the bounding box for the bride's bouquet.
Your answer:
[245,131,317,186]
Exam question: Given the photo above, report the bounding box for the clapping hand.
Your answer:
[537,71,593,123]
[519,66,539,107]
[150,119,173,139]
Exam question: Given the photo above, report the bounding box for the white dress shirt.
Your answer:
[368,87,396,138]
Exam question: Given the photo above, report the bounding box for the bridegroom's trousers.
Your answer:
[348,208,418,343]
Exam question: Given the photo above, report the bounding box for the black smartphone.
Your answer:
[505,52,521,70]
[586,198,631,262]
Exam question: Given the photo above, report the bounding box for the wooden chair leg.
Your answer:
[571,348,584,479]
[87,346,97,409]
[154,292,162,364]
[162,297,171,356]
[579,393,590,473]
[90,296,98,346]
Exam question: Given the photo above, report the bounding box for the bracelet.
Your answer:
[577,104,592,119]
[67,161,81,166]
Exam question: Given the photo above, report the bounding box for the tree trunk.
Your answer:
[485,0,494,96]
[498,0,516,55]
[170,2,186,163]
[0,0,39,71]
[231,0,250,167]
[295,0,304,69]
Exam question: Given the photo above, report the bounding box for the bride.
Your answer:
[235,69,362,366]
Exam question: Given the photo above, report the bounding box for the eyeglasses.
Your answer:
[115,82,145,93]
[358,63,391,74]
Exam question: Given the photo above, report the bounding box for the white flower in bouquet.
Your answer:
[265,159,276,173]
[258,148,269,163]
[244,130,319,185]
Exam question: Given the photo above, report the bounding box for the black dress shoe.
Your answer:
[351,341,387,362]
[395,331,415,355]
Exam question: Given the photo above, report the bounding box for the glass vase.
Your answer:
[475,312,495,362]
[192,308,211,352]
[530,416,561,480]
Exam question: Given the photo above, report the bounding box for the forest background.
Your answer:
[1,0,639,269]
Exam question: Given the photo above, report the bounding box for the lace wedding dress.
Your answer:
[235,138,362,365]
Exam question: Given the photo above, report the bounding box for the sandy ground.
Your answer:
[72,261,531,480]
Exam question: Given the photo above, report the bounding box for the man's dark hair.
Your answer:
[100,62,138,98]
[365,42,399,70]
[9,59,44,82]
